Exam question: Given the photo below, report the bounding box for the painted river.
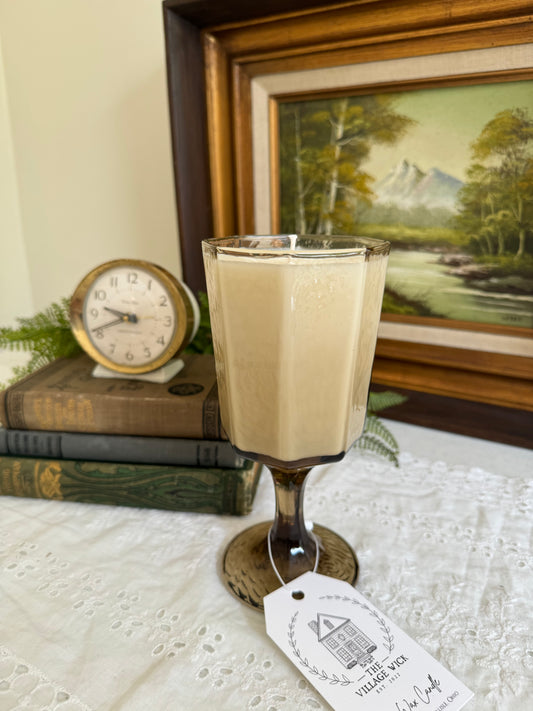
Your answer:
[386,249,533,329]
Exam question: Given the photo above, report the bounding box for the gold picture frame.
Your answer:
[163,0,533,445]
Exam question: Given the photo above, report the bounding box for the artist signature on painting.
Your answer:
[394,674,443,709]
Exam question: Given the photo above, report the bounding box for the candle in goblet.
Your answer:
[202,235,389,609]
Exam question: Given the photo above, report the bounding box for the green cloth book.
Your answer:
[0,455,262,516]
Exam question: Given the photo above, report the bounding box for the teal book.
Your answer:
[0,427,244,468]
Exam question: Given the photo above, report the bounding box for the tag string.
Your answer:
[267,525,320,586]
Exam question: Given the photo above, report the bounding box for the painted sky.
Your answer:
[363,80,533,183]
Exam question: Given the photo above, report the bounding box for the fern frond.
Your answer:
[9,354,53,382]
[353,433,400,467]
[184,291,213,354]
[368,390,407,414]
[0,298,78,355]
[14,298,71,330]
[363,414,400,452]
[0,298,82,388]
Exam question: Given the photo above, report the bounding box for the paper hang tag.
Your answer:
[264,573,474,711]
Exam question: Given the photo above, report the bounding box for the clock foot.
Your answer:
[91,358,185,383]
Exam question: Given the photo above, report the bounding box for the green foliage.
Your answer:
[279,95,414,235]
[368,390,408,414]
[359,203,456,231]
[353,221,461,247]
[381,286,443,318]
[353,390,408,467]
[0,298,82,387]
[380,291,418,316]
[476,253,533,277]
[184,291,214,355]
[455,107,533,260]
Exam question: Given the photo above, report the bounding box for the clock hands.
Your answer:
[91,306,140,333]
[103,306,138,323]
[91,316,124,332]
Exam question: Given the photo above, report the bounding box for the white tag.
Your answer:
[264,573,474,711]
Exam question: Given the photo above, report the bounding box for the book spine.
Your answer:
[0,456,259,516]
[0,356,226,439]
[0,358,66,429]
[2,386,227,439]
[0,429,244,468]
[0,389,225,438]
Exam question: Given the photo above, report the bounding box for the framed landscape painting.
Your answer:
[163,0,533,443]
[274,79,533,332]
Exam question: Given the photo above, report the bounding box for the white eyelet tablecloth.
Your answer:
[0,420,531,711]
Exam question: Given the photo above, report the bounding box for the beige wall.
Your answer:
[0,0,181,328]
[0,30,33,326]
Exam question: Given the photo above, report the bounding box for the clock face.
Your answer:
[70,260,196,374]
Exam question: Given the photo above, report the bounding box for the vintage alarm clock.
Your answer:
[69,259,199,377]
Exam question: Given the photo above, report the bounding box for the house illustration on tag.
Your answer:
[308,613,377,669]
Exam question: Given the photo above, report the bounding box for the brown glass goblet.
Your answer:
[202,235,390,610]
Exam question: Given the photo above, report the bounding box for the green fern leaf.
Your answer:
[368,390,407,414]
[0,298,82,388]
[184,291,213,354]
[363,414,400,452]
[353,433,400,467]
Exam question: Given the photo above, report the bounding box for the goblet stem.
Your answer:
[221,462,359,610]
[268,466,317,583]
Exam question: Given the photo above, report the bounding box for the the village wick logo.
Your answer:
[288,594,395,687]
[308,613,377,670]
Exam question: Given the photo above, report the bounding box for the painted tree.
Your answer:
[456,164,501,255]
[279,95,414,234]
[456,107,533,258]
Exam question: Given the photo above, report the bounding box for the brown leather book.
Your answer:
[0,353,226,439]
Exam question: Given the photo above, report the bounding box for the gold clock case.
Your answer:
[69,258,196,374]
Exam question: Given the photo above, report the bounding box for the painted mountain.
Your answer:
[373,159,463,211]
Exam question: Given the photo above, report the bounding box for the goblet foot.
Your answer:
[221,521,358,610]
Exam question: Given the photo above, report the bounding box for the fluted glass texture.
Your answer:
[202,235,389,466]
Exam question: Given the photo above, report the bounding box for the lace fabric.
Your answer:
[0,422,531,710]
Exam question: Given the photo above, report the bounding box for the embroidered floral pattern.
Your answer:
[0,444,530,709]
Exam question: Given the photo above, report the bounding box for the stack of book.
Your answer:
[0,353,261,515]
